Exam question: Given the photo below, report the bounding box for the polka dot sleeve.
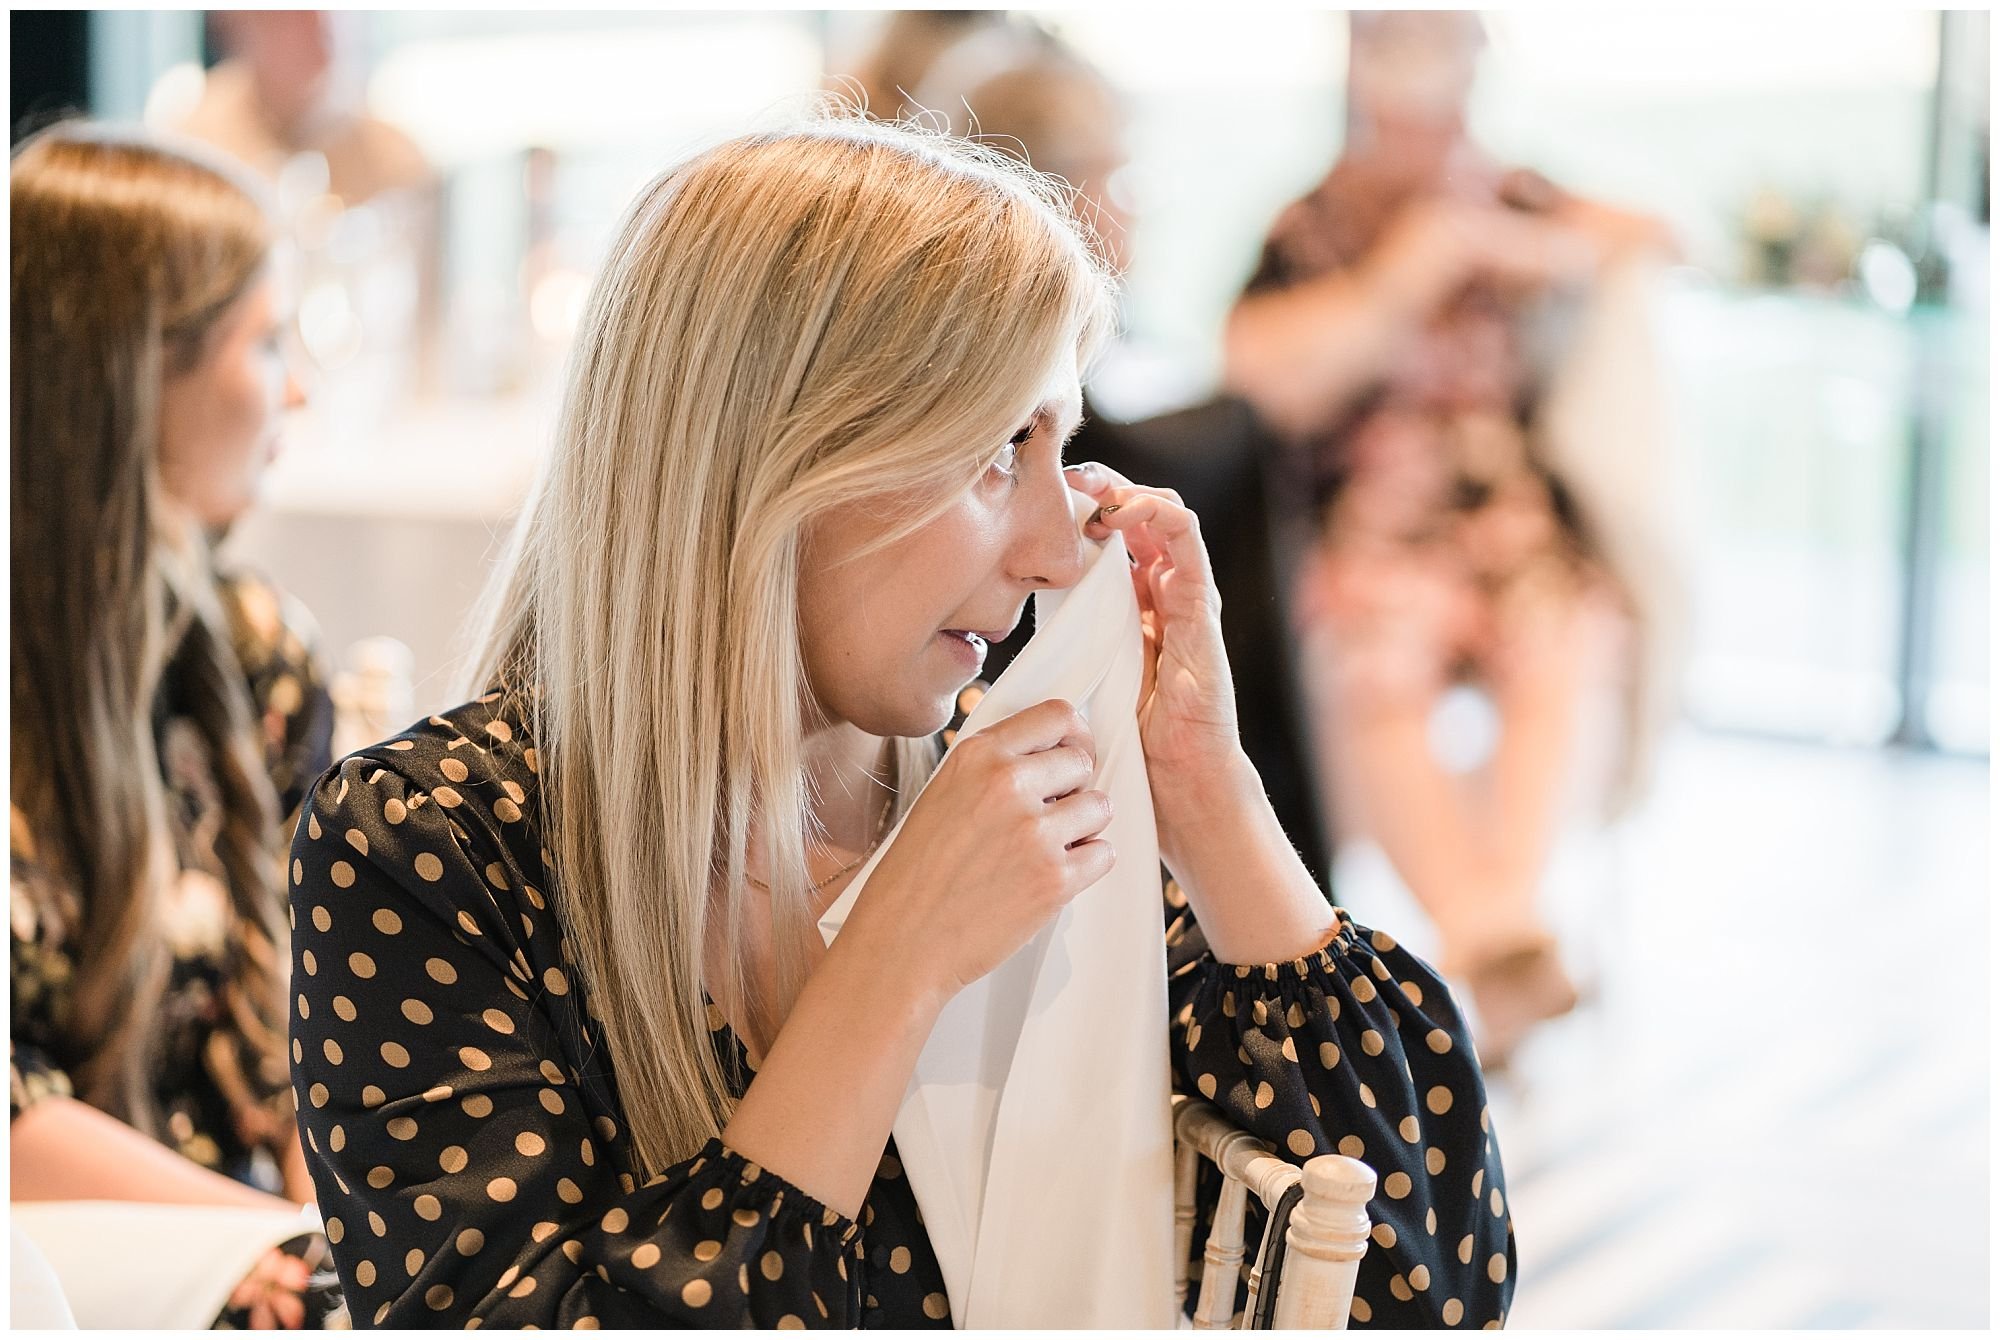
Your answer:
[288,750,865,1329]
[1165,900,1516,1329]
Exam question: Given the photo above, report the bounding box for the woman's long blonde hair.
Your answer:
[11,124,287,1135]
[463,112,1114,1175]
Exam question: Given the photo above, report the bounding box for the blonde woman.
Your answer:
[288,114,1514,1328]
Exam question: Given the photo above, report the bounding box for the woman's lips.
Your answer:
[937,629,989,667]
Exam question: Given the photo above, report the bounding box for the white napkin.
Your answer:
[818,502,1177,1328]
[11,1225,77,1328]
[10,1200,321,1330]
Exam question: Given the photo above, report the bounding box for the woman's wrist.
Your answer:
[720,926,945,1219]
[1156,752,1339,966]
[818,920,951,1039]
[831,895,957,1026]
[1152,747,1261,869]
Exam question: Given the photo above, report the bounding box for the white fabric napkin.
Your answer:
[818,504,1177,1329]
[11,1225,77,1328]
[11,1199,322,1329]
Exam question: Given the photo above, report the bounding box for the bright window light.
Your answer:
[1483,10,1938,95]
[367,19,822,167]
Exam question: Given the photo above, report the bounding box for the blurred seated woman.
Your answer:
[1225,12,1683,1064]
[11,124,338,1328]
[287,113,1516,1328]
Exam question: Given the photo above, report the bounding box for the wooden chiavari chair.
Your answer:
[1172,1096,1377,1329]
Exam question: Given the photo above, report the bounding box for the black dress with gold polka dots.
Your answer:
[288,686,1515,1328]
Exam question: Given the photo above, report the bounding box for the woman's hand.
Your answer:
[223,1245,312,1329]
[1064,463,1242,789]
[725,700,1112,1218]
[1062,461,1340,965]
[842,697,1114,1008]
[1367,197,1601,317]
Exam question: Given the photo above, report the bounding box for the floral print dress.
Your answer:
[11,573,343,1329]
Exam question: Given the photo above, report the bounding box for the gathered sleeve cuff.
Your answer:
[565,1136,864,1328]
[1165,900,1516,1328]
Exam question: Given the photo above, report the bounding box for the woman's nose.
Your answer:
[1015,476,1089,591]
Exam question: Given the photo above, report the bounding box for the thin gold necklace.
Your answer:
[745,756,896,895]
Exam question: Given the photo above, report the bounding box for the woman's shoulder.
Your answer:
[293,686,546,940]
[330,686,538,801]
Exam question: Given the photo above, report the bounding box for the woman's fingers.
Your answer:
[1062,460,1123,497]
[272,1289,306,1330]
[1086,491,1215,593]
[277,1255,312,1291]
[1044,787,1114,848]
[229,1250,279,1308]
[1066,461,1202,576]
[1014,740,1096,802]
[979,697,1094,763]
[226,1244,316,1330]
[1061,835,1117,885]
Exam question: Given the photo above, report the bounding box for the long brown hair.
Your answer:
[10,123,288,1136]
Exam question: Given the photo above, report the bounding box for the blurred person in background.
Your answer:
[1225,11,1686,1064]
[173,9,428,207]
[10,124,339,1328]
[910,18,1132,272]
[170,10,442,427]
[836,9,1005,122]
[901,19,1335,882]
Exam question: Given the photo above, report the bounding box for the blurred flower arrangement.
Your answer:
[1735,185,1959,308]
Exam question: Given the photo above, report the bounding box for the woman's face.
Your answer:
[798,361,1088,739]
[157,275,306,529]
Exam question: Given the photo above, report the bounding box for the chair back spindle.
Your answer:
[1270,1156,1376,1330]
[1173,1141,1202,1314]
[1171,1097,1374,1330]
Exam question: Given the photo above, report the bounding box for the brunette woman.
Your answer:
[11,124,338,1328]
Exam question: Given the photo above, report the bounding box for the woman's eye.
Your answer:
[986,421,1037,481]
